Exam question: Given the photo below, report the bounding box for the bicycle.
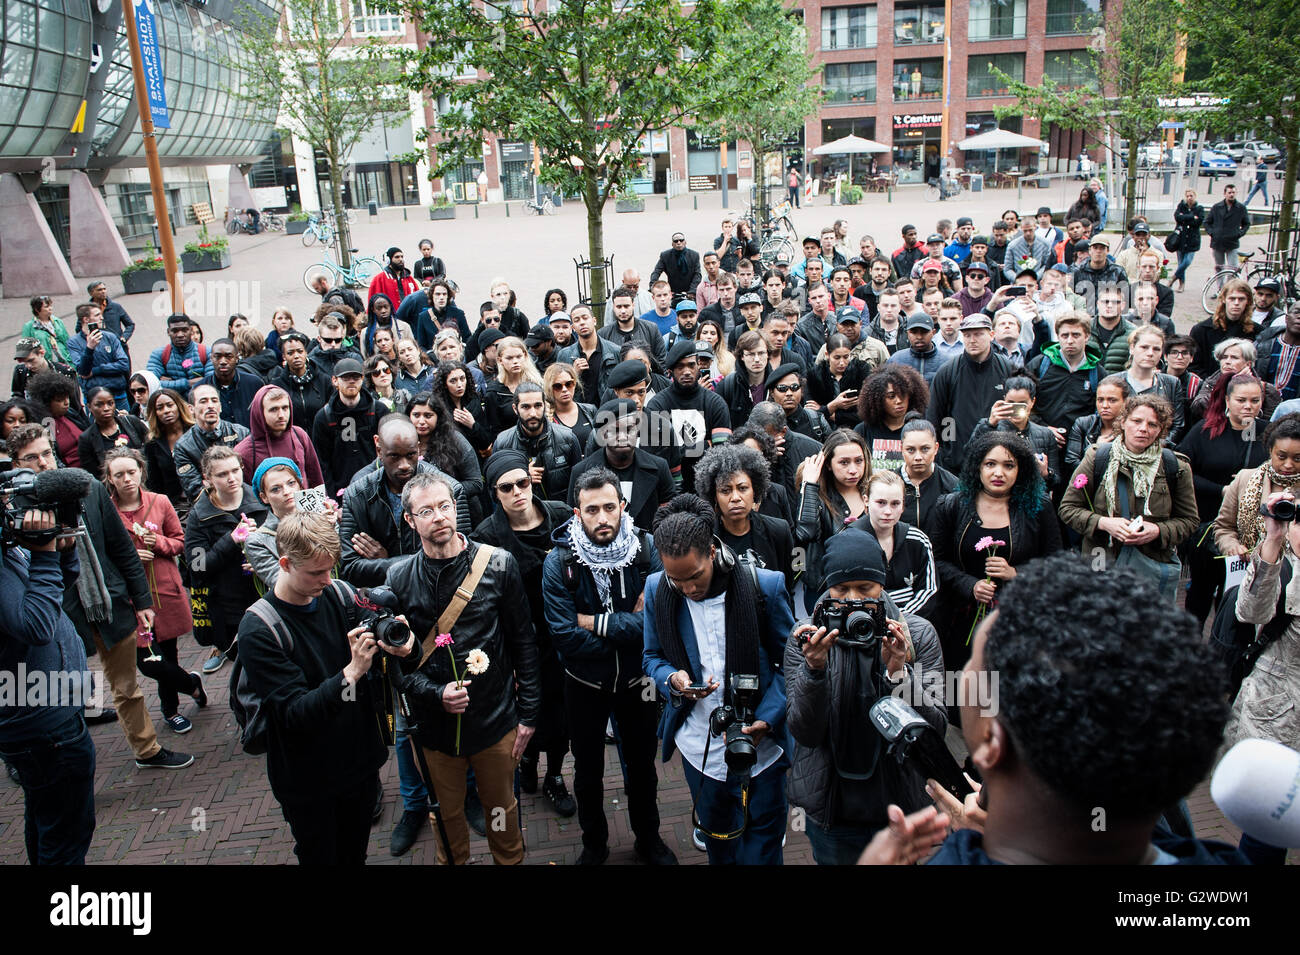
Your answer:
[522,195,555,215]
[261,211,286,233]
[301,214,336,248]
[1201,245,1297,314]
[925,175,964,202]
[225,210,262,235]
[302,246,383,292]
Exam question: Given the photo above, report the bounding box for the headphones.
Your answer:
[712,536,737,574]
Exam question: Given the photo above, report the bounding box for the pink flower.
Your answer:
[114,435,129,446]
[231,512,251,543]
[181,359,193,369]
[974,535,996,552]
[144,521,160,532]
[435,632,453,648]
[1072,474,1088,490]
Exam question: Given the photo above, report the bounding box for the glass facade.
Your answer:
[820,5,876,50]
[893,3,944,45]
[891,59,943,102]
[1046,0,1102,35]
[967,53,1024,97]
[0,0,93,157]
[1044,49,1098,91]
[823,61,876,104]
[968,0,1027,41]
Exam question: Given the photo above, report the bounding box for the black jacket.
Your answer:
[596,317,667,369]
[698,300,740,336]
[1189,316,1262,379]
[183,486,268,650]
[387,540,541,755]
[650,247,702,297]
[447,390,495,454]
[806,359,868,428]
[785,405,832,444]
[557,338,621,404]
[491,421,582,501]
[268,365,333,431]
[902,466,959,539]
[1173,200,1206,253]
[77,413,147,482]
[541,520,661,692]
[1065,414,1105,474]
[338,462,471,586]
[200,371,264,429]
[644,382,732,491]
[173,420,249,500]
[239,349,280,381]
[1206,198,1250,251]
[926,350,1013,472]
[144,436,186,505]
[716,368,765,430]
[567,448,674,533]
[311,390,391,498]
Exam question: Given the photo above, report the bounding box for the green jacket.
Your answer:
[20,316,72,364]
[1094,318,1136,375]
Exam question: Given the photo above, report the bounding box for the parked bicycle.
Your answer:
[261,211,286,233]
[301,214,336,248]
[1201,245,1298,314]
[302,247,383,292]
[523,194,556,215]
[925,173,964,202]
[226,209,265,235]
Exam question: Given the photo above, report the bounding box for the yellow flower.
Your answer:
[464,649,490,676]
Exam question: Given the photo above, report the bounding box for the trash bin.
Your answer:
[970,174,983,193]
[367,201,379,217]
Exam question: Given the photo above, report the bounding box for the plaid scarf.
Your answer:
[568,513,640,611]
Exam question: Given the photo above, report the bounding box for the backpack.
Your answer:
[1091,441,1180,495]
[1209,562,1294,701]
[229,579,355,755]
[161,342,208,369]
[1034,353,1100,392]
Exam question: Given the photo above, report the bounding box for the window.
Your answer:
[893,3,945,45]
[968,0,1027,40]
[823,62,876,105]
[351,1,403,34]
[1044,50,1097,90]
[1046,0,1103,35]
[484,0,528,20]
[821,6,877,51]
[967,53,1024,97]
[891,59,943,101]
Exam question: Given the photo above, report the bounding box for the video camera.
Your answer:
[811,597,887,651]
[869,696,974,801]
[708,673,762,781]
[354,586,411,649]
[0,467,92,547]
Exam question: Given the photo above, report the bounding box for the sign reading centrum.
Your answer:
[135,0,170,129]
[893,113,942,130]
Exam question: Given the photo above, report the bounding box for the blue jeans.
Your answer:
[0,714,96,864]
[1172,250,1197,284]
[682,754,788,865]
[805,822,881,865]
[395,711,429,812]
[1244,179,1269,206]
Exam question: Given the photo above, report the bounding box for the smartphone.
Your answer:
[1004,286,1027,298]
[296,487,328,513]
[1127,515,1145,533]
[686,682,711,693]
[841,389,859,399]
[87,323,101,333]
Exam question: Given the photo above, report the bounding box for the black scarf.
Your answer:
[653,560,761,704]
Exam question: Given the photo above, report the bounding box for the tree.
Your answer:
[230,0,410,268]
[990,0,1183,227]
[391,0,802,311]
[1182,0,1300,255]
[699,0,822,228]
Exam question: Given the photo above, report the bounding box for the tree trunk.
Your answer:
[1280,127,1298,264]
[583,169,607,324]
[1124,139,1140,228]
[329,138,352,271]
[754,145,767,228]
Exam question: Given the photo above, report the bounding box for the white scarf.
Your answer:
[569,513,640,611]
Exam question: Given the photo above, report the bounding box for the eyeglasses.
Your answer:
[16,448,55,466]
[772,383,800,394]
[484,316,501,324]
[495,477,532,494]
[410,502,456,519]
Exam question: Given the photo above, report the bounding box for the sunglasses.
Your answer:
[552,380,575,391]
[373,366,392,375]
[495,477,531,494]
[772,383,800,394]
[484,316,501,324]
[129,386,149,396]
[321,337,343,345]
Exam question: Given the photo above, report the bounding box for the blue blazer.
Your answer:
[642,567,795,763]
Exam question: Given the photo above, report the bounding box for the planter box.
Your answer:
[182,249,232,272]
[428,206,456,220]
[121,268,167,295]
[615,198,645,213]
[286,219,309,234]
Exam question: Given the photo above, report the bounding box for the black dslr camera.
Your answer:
[812,597,887,650]
[0,467,92,547]
[354,586,411,648]
[708,673,762,780]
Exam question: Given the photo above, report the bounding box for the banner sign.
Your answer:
[135,0,170,129]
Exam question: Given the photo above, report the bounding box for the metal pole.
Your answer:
[122,0,181,313]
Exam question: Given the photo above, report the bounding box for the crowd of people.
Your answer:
[1,186,1295,868]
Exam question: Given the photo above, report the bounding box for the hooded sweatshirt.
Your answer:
[235,383,325,489]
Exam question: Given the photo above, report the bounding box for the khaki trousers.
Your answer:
[92,630,160,760]
[424,729,522,865]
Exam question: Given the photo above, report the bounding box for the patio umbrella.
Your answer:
[956,129,1048,174]
[812,134,891,182]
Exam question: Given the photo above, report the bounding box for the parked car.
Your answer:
[1212,141,1247,162]
[1244,141,1281,163]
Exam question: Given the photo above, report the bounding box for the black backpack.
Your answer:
[229,579,355,755]
[1091,441,1180,495]
[1209,562,1293,701]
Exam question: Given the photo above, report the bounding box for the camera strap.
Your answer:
[690,733,752,843]
[418,544,495,668]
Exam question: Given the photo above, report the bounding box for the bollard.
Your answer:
[693,195,698,211]
[403,207,408,222]
[665,196,669,211]
[505,202,510,218]
[475,203,479,219]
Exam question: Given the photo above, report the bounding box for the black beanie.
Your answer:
[484,450,530,489]
[820,529,887,593]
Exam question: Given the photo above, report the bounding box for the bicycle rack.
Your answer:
[574,254,615,317]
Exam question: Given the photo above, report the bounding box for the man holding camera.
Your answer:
[786,532,947,864]
[387,473,540,865]
[237,511,415,865]
[0,493,96,863]
[642,494,795,864]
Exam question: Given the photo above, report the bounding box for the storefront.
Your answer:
[963,114,1027,176]
[444,161,486,203]
[499,141,534,201]
[892,112,943,185]
[687,129,738,191]
[819,118,878,186]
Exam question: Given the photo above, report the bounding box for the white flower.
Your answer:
[464,649,490,676]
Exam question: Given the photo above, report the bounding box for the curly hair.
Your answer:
[1118,393,1174,440]
[984,552,1226,818]
[729,424,778,469]
[0,398,47,437]
[858,363,928,426]
[956,431,1047,519]
[542,288,568,315]
[27,371,81,412]
[1264,411,1300,451]
[431,359,479,406]
[694,442,771,509]
[652,493,717,558]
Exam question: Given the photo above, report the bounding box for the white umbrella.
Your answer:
[956,129,1048,175]
[812,134,891,183]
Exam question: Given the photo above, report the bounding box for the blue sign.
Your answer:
[135,0,170,129]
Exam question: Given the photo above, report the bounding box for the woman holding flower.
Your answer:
[103,448,205,734]
[77,385,147,480]
[1059,395,1198,603]
[931,432,1061,679]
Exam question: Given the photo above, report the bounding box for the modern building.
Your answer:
[0,0,282,295]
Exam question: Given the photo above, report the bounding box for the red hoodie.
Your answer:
[235,383,325,489]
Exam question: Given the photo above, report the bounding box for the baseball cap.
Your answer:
[1089,234,1112,249]
[921,260,943,273]
[14,337,41,359]
[333,357,365,378]
[848,256,869,269]
[1132,221,1151,235]
[1049,263,1071,274]
[774,255,792,266]
[802,235,821,247]
[834,305,861,324]
[965,261,990,275]
[956,217,974,228]
[905,312,936,331]
[675,301,698,317]
[927,233,945,245]
[547,310,572,325]
[524,324,554,346]
[737,291,763,308]
[693,340,715,361]
[959,315,993,332]
[1256,276,1283,294]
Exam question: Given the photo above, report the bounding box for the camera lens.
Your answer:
[1276,499,1297,521]
[844,610,876,640]
[374,616,410,647]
